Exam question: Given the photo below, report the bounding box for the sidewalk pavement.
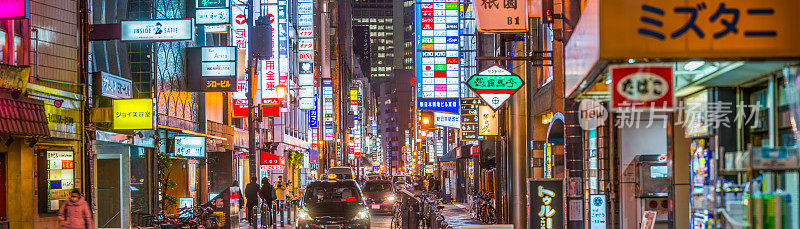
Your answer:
[441,203,483,228]
[238,215,295,229]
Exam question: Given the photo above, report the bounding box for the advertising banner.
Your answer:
[120,19,194,42]
[113,99,154,130]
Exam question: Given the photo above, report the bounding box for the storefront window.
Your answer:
[778,77,797,147]
[130,148,152,213]
[12,35,21,65]
[746,86,770,147]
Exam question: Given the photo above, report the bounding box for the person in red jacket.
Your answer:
[58,189,93,229]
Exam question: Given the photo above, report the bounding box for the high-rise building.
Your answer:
[353,0,400,78]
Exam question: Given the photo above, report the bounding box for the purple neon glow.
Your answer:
[434,84,447,91]
[0,0,27,18]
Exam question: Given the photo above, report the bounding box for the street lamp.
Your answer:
[276,85,288,101]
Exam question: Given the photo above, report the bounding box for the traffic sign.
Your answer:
[466,64,525,110]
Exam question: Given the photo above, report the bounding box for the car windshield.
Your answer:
[363,182,392,192]
[304,183,363,204]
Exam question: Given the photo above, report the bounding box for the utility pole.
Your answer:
[246,0,258,182]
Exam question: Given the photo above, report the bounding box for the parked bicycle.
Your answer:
[472,192,496,224]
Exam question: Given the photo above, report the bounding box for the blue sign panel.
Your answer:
[310,108,318,128]
[417,98,459,114]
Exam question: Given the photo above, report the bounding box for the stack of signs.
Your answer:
[415,0,461,113]
[195,0,230,25]
[297,0,315,110]
[350,86,362,159]
[466,64,525,110]
[230,1,249,116]
[187,46,237,92]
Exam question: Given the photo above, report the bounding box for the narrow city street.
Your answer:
[239,214,392,229]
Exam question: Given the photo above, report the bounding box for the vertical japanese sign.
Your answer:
[589,194,607,229]
[260,4,280,106]
[277,1,289,93]
[478,105,498,135]
[473,0,528,32]
[322,79,334,141]
[416,0,461,112]
[460,98,485,140]
[350,86,362,159]
[230,3,248,53]
[610,65,673,110]
[529,179,565,229]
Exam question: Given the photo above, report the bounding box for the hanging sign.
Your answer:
[113,98,154,130]
[196,0,229,8]
[467,64,525,110]
[187,46,237,92]
[120,19,194,42]
[434,112,461,129]
[472,0,528,32]
[93,71,132,99]
[610,65,673,110]
[172,136,206,157]
[529,179,565,229]
[478,105,498,136]
[461,98,485,141]
[260,152,286,165]
[196,8,230,24]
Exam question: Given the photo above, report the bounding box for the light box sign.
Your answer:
[197,0,229,8]
[113,98,154,130]
[173,136,206,157]
[478,105,498,135]
[418,98,459,113]
[434,112,460,129]
[120,19,194,42]
[196,8,230,24]
[93,71,132,99]
[0,0,29,19]
[187,46,237,92]
[590,194,607,229]
[529,179,565,229]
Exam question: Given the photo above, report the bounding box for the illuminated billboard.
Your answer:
[416,1,461,111]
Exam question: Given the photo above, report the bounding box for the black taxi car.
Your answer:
[297,176,370,229]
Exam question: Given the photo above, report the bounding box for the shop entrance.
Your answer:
[93,142,132,229]
[97,157,121,228]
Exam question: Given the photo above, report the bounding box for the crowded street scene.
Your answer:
[0,0,799,228]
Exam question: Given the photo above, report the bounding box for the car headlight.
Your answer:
[386,195,396,201]
[355,209,369,220]
[298,210,312,220]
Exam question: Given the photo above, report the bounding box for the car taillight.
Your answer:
[346,197,356,202]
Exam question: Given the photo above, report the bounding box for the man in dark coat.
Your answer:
[245,176,261,226]
[260,177,276,212]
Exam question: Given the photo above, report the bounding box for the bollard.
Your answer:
[272,202,277,229]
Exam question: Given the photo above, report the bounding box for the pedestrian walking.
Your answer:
[245,176,261,226]
[260,177,276,211]
[58,189,93,229]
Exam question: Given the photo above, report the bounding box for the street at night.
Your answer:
[0,0,799,228]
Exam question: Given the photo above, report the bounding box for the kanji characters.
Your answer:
[481,0,499,9]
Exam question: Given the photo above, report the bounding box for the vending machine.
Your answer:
[634,154,671,229]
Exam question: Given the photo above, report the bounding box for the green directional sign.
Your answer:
[197,0,228,8]
[465,64,525,110]
[467,75,524,91]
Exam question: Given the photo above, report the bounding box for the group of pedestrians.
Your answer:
[243,175,290,227]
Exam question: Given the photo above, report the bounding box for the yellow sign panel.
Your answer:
[113,98,154,130]
[478,105,498,136]
[600,0,800,59]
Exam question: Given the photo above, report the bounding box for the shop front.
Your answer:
[260,151,286,182]
[92,130,155,228]
[565,0,800,228]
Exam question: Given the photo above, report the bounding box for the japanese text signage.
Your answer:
[589,194,607,229]
[230,4,248,51]
[0,0,29,19]
[197,0,228,8]
[610,65,673,110]
[120,19,194,42]
[173,136,206,157]
[232,80,248,117]
[416,0,461,111]
[45,150,74,212]
[529,179,565,229]
[260,4,281,106]
[467,64,525,110]
[478,105,498,135]
[418,98,460,114]
[187,46,237,92]
[93,71,132,99]
[461,98,485,141]
[113,98,154,130]
[473,0,528,32]
[322,80,334,141]
[434,112,461,129]
[196,8,230,24]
